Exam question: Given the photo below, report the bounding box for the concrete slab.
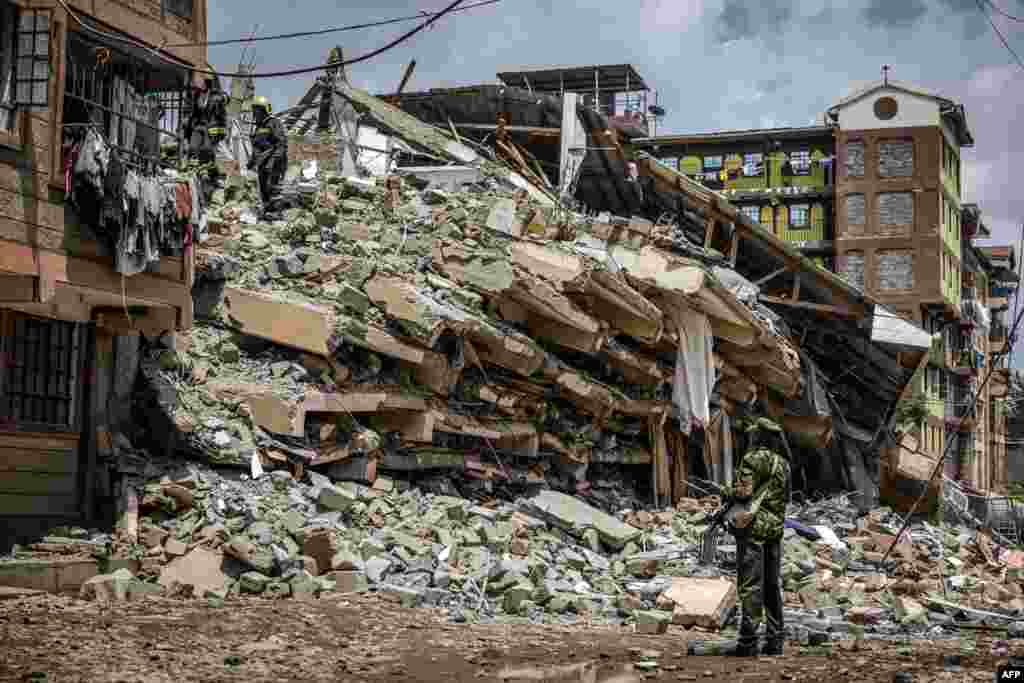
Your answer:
[521,490,641,550]
[663,577,737,630]
[158,548,230,596]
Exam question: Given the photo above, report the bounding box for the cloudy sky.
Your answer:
[206,0,1024,355]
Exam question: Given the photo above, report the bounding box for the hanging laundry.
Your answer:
[175,182,192,221]
[668,305,715,436]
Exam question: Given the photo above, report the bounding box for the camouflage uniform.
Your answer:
[724,418,791,656]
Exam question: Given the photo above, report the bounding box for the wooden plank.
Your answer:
[0,471,77,496]
[0,493,79,517]
[759,295,865,318]
[61,251,191,308]
[0,432,79,450]
[0,447,78,474]
[94,306,177,337]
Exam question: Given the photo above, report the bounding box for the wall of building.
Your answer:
[645,133,835,262]
[834,126,947,312]
[0,0,204,525]
[834,87,942,131]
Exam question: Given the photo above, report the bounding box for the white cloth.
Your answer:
[670,305,715,435]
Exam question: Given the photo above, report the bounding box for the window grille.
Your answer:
[62,32,189,171]
[790,149,811,175]
[0,312,84,431]
[14,9,51,110]
[789,204,810,228]
[162,0,194,19]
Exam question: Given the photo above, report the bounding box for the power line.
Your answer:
[975,0,1024,72]
[164,0,502,49]
[985,0,1024,22]
[881,286,1024,565]
[55,0,470,79]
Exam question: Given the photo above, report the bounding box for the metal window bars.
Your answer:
[62,32,189,172]
[1,314,83,430]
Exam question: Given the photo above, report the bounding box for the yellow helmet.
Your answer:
[250,96,272,113]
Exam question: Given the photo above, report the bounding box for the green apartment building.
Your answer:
[632,126,837,270]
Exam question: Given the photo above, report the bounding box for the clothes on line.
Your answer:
[68,126,201,276]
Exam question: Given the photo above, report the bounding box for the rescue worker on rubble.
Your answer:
[184,68,228,165]
[247,95,288,214]
[721,416,791,657]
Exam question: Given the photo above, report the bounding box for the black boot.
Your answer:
[762,637,783,656]
[733,629,759,657]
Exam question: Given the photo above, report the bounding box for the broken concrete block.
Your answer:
[664,577,736,630]
[486,198,521,237]
[163,538,188,557]
[301,529,340,577]
[239,571,271,594]
[895,597,927,624]
[80,569,160,603]
[635,610,672,635]
[319,484,357,511]
[365,556,393,583]
[521,490,641,550]
[158,547,229,596]
[378,584,423,608]
[140,525,169,549]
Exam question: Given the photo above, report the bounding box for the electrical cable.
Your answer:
[164,0,503,49]
[55,0,469,79]
[880,291,1024,566]
[985,0,1024,22]
[975,0,1024,71]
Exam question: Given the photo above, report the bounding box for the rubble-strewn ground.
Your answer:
[0,590,1012,682]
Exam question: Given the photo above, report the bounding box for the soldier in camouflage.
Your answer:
[724,416,791,657]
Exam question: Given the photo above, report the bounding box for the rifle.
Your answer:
[699,493,740,565]
[698,456,781,565]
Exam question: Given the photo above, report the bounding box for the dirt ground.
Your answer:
[0,591,1012,682]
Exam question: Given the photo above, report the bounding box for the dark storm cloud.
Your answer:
[861,0,928,28]
[713,0,795,44]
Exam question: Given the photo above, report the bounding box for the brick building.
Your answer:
[0,0,207,533]
[634,77,1018,498]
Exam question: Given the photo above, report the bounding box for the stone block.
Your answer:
[635,610,672,635]
[158,548,229,596]
[663,577,736,629]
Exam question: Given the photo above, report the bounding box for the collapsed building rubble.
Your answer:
[3,77,985,645]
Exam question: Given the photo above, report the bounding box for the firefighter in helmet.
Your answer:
[184,68,228,165]
[247,95,288,212]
